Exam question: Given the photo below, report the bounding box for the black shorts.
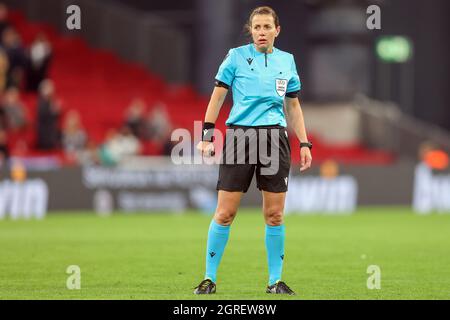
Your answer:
[216,125,291,193]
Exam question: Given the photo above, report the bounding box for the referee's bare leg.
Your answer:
[214,190,242,225]
[262,191,285,226]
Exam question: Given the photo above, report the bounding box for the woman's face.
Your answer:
[250,14,280,52]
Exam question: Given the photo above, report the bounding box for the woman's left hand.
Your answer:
[300,147,312,172]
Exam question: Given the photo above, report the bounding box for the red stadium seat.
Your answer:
[8,10,393,164]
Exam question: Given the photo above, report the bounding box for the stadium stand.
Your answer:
[4,8,394,166]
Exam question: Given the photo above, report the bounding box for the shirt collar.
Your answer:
[250,43,277,56]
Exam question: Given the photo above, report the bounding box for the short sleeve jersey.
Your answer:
[215,43,301,127]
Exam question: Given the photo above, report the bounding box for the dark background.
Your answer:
[108,0,450,131]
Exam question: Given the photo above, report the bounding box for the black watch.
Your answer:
[300,142,312,150]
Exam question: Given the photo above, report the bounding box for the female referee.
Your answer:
[194,6,312,295]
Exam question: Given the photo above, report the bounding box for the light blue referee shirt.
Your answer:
[215,43,301,127]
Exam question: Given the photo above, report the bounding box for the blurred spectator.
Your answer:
[10,138,28,157]
[99,126,141,166]
[0,48,8,92]
[0,95,6,129]
[1,27,26,88]
[418,141,449,171]
[26,33,52,92]
[124,98,146,139]
[36,79,61,150]
[77,139,100,166]
[1,86,27,131]
[145,101,172,142]
[99,129,118,166]
[0,3,10,43]
[0,98,7,165]
[0,128,7,164]
[161,134,178,156]
[62,109,87,162]
[320,159,340,179]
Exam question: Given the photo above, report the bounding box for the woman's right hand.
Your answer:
[196,141,215,157]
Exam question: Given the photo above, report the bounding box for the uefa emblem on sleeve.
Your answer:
[275,79,288,96]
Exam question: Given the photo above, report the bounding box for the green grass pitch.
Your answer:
[0,207,449,300]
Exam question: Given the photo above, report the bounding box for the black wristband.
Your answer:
[202,122,215,142]
[300,142,312,150]
[286,91,299,98]
[215,80,230,89]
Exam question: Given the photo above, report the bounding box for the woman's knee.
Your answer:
[214,207,237,225]
[264,207,284,226]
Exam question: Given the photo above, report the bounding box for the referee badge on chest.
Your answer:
[275,78,288,97]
